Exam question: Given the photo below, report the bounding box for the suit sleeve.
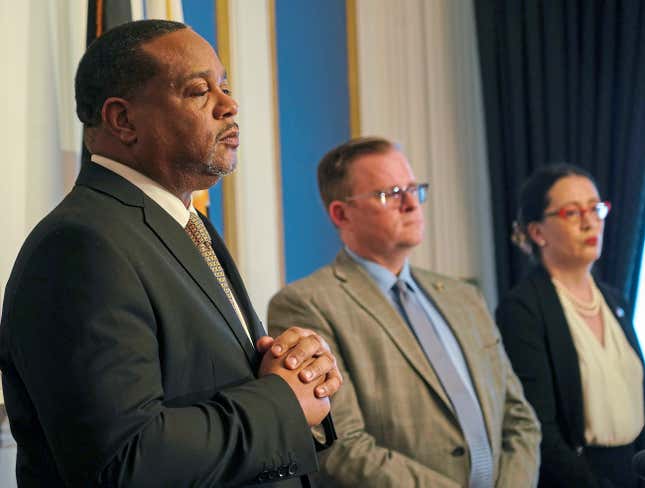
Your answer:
[268,286,462,488]
[5,224,317,487]
[495,295,601,488]
[453,285,540,488]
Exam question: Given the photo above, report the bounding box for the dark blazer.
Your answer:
[496,266,644,488]
[0,162,319,487]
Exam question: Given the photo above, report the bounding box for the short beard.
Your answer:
[202,153,237,177]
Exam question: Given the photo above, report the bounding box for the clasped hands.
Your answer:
[257,328,342,426]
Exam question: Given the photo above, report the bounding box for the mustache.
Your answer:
[215,123,239,141]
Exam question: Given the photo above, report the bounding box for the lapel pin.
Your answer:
[433,281,445,292]
[616,307,625,318]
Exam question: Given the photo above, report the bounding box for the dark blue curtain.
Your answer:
[475,0,645,314]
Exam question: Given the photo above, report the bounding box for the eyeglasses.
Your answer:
[543,201,612,222]
[344,183,429,208]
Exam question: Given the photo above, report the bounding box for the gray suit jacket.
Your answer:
[268,250,540,488]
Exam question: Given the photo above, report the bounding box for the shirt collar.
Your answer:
[344,246,413,293]
[91,154,196,227]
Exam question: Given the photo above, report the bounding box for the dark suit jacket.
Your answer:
[496,266,645,488]
[0,162,319,487]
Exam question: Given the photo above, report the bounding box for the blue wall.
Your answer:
[275,0,349,283]
[183,0,224,233]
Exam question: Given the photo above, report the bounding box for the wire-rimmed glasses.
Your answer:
[344,183,429,208]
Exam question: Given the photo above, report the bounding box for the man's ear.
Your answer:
[101,97,137,145]
[328,200,349,229]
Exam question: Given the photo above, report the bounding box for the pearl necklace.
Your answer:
[552,277,601,317]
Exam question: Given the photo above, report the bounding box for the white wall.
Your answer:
[1,0,85,309]
[225,0,500,315]
[355,0,498,307]
[1,2,85,484]
[228,0,283,325]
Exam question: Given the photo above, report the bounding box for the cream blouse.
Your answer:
[553,278,644,446]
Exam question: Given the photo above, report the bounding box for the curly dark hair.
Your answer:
[75,19,187,127]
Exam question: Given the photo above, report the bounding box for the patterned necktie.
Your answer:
[184,212,252,343]
[393,280,493,488]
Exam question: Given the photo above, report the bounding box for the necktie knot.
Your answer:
[393,279,410,299]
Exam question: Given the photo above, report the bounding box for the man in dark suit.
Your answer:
[0,20,340,487]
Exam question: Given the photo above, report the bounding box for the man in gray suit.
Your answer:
[268,137,541,488]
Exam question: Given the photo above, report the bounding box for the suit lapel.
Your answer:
[596,282,645,423]
[414,271,497,442]
[598,283,644,360]
[202,216,265,361]
[78,162,257,366]
[530,267,584,443]
[333,251,455,414]
[143,202,257,365]
[534,270,645,446]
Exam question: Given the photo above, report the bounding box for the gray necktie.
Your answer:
[392,280,494,488]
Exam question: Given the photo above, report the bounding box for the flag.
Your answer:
[83,1,210,215]
[82,0,133,165]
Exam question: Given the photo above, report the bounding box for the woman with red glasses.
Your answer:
[496,164,644,487]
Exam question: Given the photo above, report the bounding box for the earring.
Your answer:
[538,240,546,247]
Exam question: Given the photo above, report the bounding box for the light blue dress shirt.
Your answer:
[344,247,480,403]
